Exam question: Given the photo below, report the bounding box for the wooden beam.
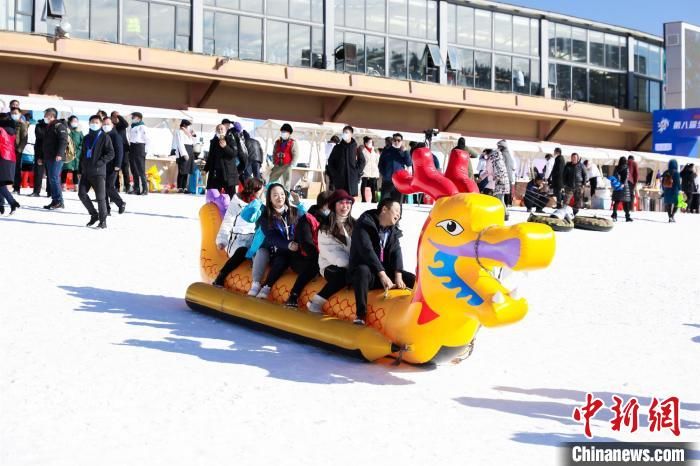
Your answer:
[330,95,353,122]
[443,108,465,132]
[38,62,61,94]
[632,131,652,151]
[544,119,567,141]
[197,80,221,108]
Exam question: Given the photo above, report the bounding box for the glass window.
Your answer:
[241,0,263,13]
[266,20,287,64]
[366,35,386,76]
[150,4,175,50]
[530,19,539,56]
[572,66,587,101]
[589,69,605,104]
[605,34,620,70]
[61,0,87,38]
[215,12,238,57]
[204,10,214,38]
[494,54,511,91]
[494,13,512,52]
[345,0,364,29]
[389,0,407,36]
[555,23,571,61]
[335,0,343,25]
[389,38,407,79]
[176,6,190,35]
[555,63,571,100]
[311,27,323,68]
[648,44,661,79]
[334,30,344,70]
[408,0,427,39]
[239,16,262,61]
[572,27,586,63]
[447,47,474,87]
[604,72,620,106]
[474,9,491,49]
[366,0,386,32]
[634,76,648,112]
[427,0,436,41]
[512,57,529,94]
[548,22,556,58]
[204,38,214,54]
[407,41,426,81]
[474,51,491,89]
[344,31,365,73]
[589,30,605,67]
[123,0,149,47]
[267,0,289,18]
[512,16,529,55]
[456,6,474,46]
[289,24,310,67]
[530,59,540,95]
[649,80,661,112]
[290,0,311,21]
[446,3,456,44]
[311,0,322,22]
[217,0,239,9]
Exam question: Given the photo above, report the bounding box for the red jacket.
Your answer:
[0,127,17,162]
[273,139,294,166]
[628,159,639,185]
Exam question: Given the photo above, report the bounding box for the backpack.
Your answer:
[662,171,674,189]
[65,134,76,163]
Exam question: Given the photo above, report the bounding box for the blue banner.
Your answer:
[652,108,700,157]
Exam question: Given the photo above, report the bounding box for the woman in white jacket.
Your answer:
[213,177,264,287]
[360,136,380,202]
[173,119,195,193]
[306,189,356,314]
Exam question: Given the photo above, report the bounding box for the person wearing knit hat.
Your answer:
[269,122,298,189]
[306,189,357,314]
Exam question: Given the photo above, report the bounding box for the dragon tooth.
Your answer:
[492,291,506,304]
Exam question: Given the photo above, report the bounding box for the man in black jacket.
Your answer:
[78,115,115,229]
[102,116,126,215]
[349,198,416,325]
[110,111,131,193]
[563,152,587,214]
[42,108,69,210]
[242,130,264,180]
[327,125,365,198]
[548,147,566,209]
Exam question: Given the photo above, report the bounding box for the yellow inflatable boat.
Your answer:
[185,148,556,364]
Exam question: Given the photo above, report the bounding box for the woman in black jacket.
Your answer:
[611,156,632,222]
[204,124,239,197]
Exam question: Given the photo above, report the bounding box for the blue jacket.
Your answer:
[240,198,307,258]
[378,146,411,182]
[662,160,682,204]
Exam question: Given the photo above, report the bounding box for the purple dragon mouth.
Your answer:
[428,238,521,268]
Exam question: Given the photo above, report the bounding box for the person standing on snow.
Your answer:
[269,123,299,190]
[327,125,365,198]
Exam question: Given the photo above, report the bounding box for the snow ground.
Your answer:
[1,191,699,466]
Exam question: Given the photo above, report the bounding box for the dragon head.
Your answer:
[393,147,555,329]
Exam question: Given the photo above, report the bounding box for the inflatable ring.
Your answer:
[573,215,614,232]
[527,213,574,232]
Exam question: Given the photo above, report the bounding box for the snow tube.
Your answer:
[527,213,574,232]
[187,148,557,364]
[573,216,614,232]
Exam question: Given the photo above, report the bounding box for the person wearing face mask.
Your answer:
[10,107,28,195]
[110,111,131,193]
[102,117,126,215]
[284,190,332,308]
[327,126,365,199]
[128,112,150,195]
[61,116,83,192]
[349,198,414,325]
[0,111,21,215]
[378,133,412,202]
[173,119,195,193]
[204,123,239,198]
[269,123,299,190]
[306,190,356,314]
[78,115,115,229]
[360,136,380,202]
[41,108,69,210]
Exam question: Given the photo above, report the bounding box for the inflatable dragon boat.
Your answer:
[185,148,556,364]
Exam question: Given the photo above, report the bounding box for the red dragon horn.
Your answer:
[392,147,459,199]
[444,148,479,194]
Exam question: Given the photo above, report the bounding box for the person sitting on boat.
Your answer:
[212,177,265,287]
[349,198,416,325]
[306,189,356,314]
[284,190,333,307]
[248,183,300,299]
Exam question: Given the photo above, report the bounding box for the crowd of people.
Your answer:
[212,181,410,325]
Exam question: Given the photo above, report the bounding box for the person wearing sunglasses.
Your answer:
[378,133,411,202]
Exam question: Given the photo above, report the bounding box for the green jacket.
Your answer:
[64,129,84,171]
[15,120,29,156]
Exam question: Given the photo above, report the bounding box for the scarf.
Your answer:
[131,121,145,128]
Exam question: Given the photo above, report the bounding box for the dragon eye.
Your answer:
[436,219,464,236]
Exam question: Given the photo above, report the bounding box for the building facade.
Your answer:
[0,0,664,113]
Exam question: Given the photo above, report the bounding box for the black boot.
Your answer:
[97,220,107,229]
[285,292,299,308]
[10,201,20,215]
[118,202,126,214]
[86,215,99,227]
[0,204,4,215]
